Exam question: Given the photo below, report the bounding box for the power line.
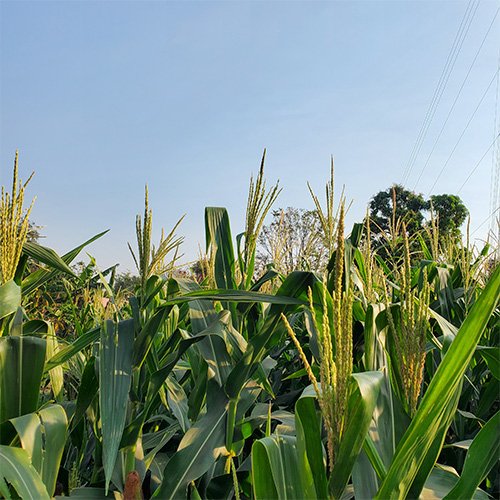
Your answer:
[427,67,500,194]
[402,0,479,185]
[402,0,478,184]
[489,52,500,234]
[413,6,500,191]
[456,131,500,194]
[471,205,500,236]
[402,0,476,184]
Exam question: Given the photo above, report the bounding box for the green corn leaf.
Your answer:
[187,358,208,421]
[9,307,23,337]
[422,467,489,499]
[195,310,247,388]
[142,274,166,309]
[22,319,50,335]
[354,304,399,498]
[330,371,384,499]
[477,347,500,380]
[133,305,169,369]
[375,265,500,499]
[152,383,228,499]
[22,241,75,276]
[168,288,306,306]
[295,392,328,499]
[444,410,500,499]
[175,278,218,333]
[0,335,46,423]
[252,435,316,499]
[57,487,120,498]
[225,272,317,400]
[205,207,239,325]
[120,331,209,450]
[250,266,280,292]
[176,281,245,387]
[407,384,462,499]
[9,404,68,497]
[362,435,388,481]
[72,356,98,428]
[0,445,49,499]
[143,424,179,470]
[99,319,134,493]
[45,326,64,402]
[0,280,21,321]
[45,327,99,371]
[165,375,190,432]
[22,230,108,295]
[205,207,236,290]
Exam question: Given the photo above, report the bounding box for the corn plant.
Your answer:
[0,153,498,500]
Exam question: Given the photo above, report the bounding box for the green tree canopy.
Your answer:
[429,193,469,238]
[369,184,428,237]
[367,185,469,263]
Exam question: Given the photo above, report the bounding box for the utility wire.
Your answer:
[427,67,500,194]
[413,6,500,190]
[402,0,474,184]
[471,205,500,236]
[402,0,479,185]
[489,52,500,233]
[456,131,500,194]
[402,0,476,183]
[403,0,477,184]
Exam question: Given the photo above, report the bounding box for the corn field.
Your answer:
[0,153,498,500]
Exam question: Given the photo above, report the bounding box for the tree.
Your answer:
[429,194,468,238]
[367,185,469,262]
[256,207,328,275]
[113,271,141,292]
[369,184,428,238]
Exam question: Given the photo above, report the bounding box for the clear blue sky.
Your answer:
[1,0,499,272]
